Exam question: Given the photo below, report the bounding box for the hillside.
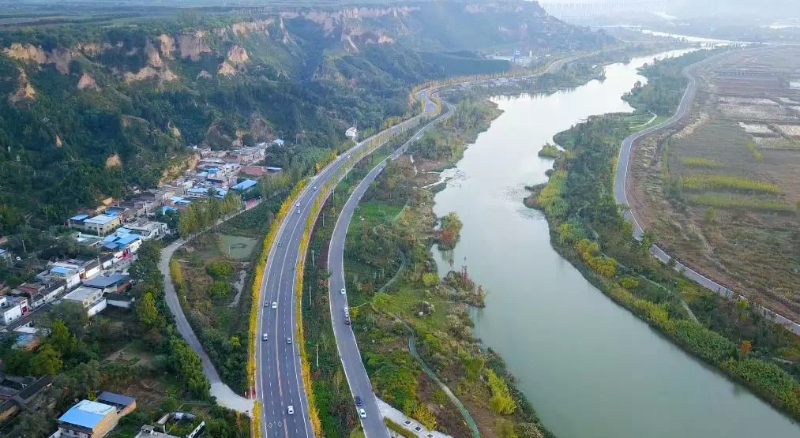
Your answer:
[0,2,613,236]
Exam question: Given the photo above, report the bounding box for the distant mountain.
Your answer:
[669,0,799,20]
[0,1,614,232]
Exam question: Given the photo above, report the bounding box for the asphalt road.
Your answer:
[255,89,441,438]
[326,99,455,438]
[612,48,800,335]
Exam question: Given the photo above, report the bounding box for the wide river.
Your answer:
[431,50,800,438]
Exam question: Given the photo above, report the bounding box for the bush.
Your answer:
[207,261,234,280]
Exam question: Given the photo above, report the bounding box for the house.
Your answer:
[102,233,142,255]
[61,287,106,317]
[266,166,283,174]
[12,326,47,351]
[273,138,285,146]
[48,264,82,289]
[231,179,258,192]
[82,214,121,236]
[240,165,267,178]
[42,280,67,304]
[51,395,135,438]
[96,392,136,416]
[83,275,130,294]
[186,187,209,199]
[0,296,27,326]
[346,126,358,139]
[105,293,135,309]
[74,232,104,249]
[83,260,101,280]
[68,214,90,228]
[0,375,52,423]
[0,249,10,263]
[124,222,168,241]
[100,254,115,270]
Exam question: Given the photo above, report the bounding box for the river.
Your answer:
[430,49,800,438]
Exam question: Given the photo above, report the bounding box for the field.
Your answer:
[628,46,800,321]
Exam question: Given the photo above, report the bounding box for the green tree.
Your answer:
[48,319,77,356]
[30,344,63,376]
[136,292,163,329]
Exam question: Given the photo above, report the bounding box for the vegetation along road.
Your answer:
[613,48,800,335]
[255,88,441,438]
[326,97,454,438]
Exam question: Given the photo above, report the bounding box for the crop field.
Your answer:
[628,46,800,321]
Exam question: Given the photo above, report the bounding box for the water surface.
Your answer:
[431,50,800,438]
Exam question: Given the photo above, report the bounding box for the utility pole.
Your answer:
[316,343,319,369]
[311,249,315,266]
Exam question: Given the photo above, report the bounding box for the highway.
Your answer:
[255,53,598,438]
[326,99,455,438]
[254,88,441,438]
[612,48,800,335]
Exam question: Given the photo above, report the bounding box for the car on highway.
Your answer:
[271,302,277,309]
[313,186,317,191]
[286,337,292,344]
[287,405,294,415]
[340,288,346,295]
[262,333,268,341]
[296,202,300,208]
[358,408,366,418]
[355,396,362,407]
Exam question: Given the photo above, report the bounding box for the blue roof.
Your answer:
[70,214,89,221]
[160,206,178,213]
[58,400,115,429]
[232,179,257,191]
[116,234,141,246]
[187,188,208,194]
[50,266,72,275]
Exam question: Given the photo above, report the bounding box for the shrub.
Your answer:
[207,261,234,280]
[487,369,516,415]
[680,175,778,193]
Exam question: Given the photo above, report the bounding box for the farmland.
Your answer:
[627,46,800,321]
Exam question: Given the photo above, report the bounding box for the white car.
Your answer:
[340,288,346,295]
[272,302,278,309]
[358,408,366,418]
[262,333,268,341]
[287,405,294,415]
[296,202,300,208]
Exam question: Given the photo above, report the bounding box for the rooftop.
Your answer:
[70,214,89,221]
[232,179,258,191]
[84,214,118,226]
[58,399,115,429]
[97,391,135,408]
[83,274,129,289]
[63,287,101,302]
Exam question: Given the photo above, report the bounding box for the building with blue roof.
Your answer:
[56,399,116,437]
[232,179,258,191]
[54,394,136,438]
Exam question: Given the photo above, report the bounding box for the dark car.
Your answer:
[355,396,363,407]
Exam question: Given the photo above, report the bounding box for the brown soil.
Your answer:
[628,46,800,320]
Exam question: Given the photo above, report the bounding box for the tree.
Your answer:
[48,319,77,356]
[136,292,163,329]
[640,229,657,254]
[739,340,752,355]
[31,344,63,376]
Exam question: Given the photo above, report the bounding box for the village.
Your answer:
[0,139,286,436]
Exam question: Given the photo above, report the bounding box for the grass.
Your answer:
[686,193,793,212]
[356,201,404,223]
[680,174,779,193]
[373,287,449,332]
[746,139,764,162]
[681,157,722,168]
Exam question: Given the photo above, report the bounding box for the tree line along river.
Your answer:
[431,49,800,438]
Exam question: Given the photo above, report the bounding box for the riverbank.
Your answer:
[318,99,554,437]
[430,47,800,438]
[526,62,800,422]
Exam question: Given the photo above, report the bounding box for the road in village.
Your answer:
[612,48,800,335]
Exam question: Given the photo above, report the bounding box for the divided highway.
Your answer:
[613,48,800,335]
[256,54,600,438]
[254,89,441,438]
[326,99,455,438]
